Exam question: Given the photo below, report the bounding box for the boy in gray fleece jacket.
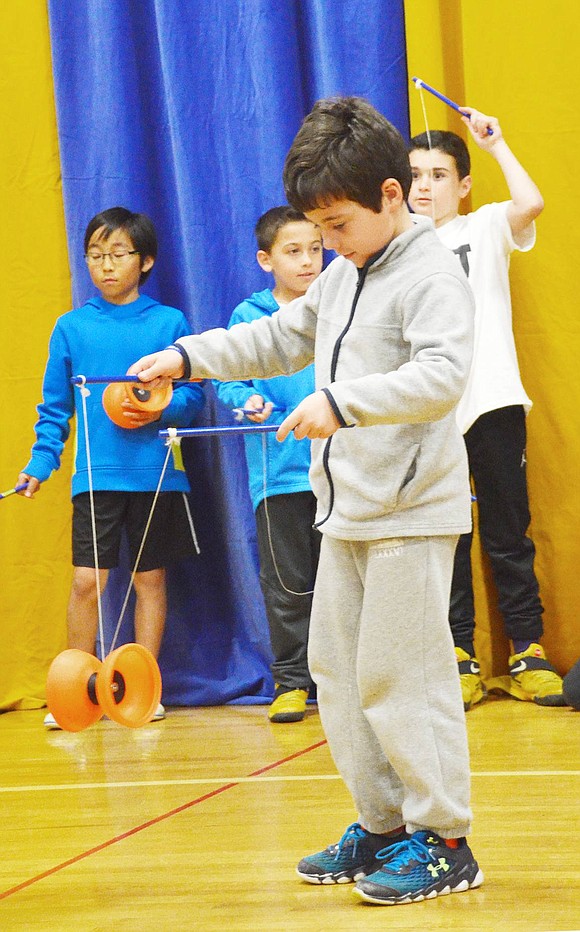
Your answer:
[129,97,483,908]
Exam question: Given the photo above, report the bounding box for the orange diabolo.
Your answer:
[46,644,162,731]
[102,380,173,428]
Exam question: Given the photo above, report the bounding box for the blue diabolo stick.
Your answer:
[70,375,192,386]
[0,482,28,500]
[412,77,493,135]
[159,425,280,439]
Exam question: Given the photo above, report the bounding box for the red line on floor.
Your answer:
[0,738,328,900]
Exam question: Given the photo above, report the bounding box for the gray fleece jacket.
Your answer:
[177,221,474,540]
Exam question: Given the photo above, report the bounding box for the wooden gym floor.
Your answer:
[0,695,579,931]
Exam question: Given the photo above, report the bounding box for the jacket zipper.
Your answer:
[314,263,371,529]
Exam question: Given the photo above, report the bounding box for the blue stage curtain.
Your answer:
[47,0,409,705]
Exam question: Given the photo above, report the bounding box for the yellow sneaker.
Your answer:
[455,647,486,711]
[268,687,308,723]
[509,643,567,706]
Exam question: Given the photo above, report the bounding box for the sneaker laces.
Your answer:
[329,822,367,860]
[375,834,433,868]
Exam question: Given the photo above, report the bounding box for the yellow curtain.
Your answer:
[405,0,580,677]
[0,4,72,710]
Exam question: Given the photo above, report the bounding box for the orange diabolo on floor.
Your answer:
[46,644,162,731]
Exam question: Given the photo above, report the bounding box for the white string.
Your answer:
[417,83,432,151]
[108,440,174,653]
[165,428,200,555]
[80,379,306,641]
[182,492,200,555]
[75,387,201,657]
[78,378,106,660]
[260,431,313,597]
[416,84,437,227]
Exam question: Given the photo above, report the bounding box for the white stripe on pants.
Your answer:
[308,534,472,838]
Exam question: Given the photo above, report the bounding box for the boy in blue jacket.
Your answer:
[215,206,323,722]
[17,207,204,727]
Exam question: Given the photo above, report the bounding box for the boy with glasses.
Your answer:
[17,206,204,727]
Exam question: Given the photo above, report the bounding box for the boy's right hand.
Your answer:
[461,107,502,150]
[277,391,340,441]
[127,348,185,384]
[16,472,40,498]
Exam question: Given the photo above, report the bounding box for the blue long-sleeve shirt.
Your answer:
[25,294,204,496]
[214,289,313,510]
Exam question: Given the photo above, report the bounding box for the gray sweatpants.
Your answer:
[309,534,472,838]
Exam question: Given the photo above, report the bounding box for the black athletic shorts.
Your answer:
[72,491,197,571]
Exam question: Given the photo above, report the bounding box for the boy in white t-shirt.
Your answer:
[408,110,566,710]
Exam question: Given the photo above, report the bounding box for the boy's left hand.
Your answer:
[277,391,340,441]
[461,107,502,149]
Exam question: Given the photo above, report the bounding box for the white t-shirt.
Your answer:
[436,201,534,434]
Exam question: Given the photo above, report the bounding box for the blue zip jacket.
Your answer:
[25,294,204,496]
[214,289,313,510]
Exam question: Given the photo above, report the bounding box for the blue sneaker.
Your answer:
[353,830,483,905]
[297,822,407,885]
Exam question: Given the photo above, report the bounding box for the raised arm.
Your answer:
[461,107,544,239]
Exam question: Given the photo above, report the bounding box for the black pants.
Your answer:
[449,406,544,653]
[255,491,320,690]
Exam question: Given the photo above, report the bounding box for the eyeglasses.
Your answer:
[85,249,139,265]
